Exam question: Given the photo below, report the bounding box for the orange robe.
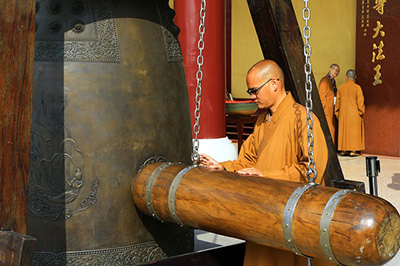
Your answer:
[221,92,327,183]
[221,92,332,266]
[318,76,336,144]
[334,80,365,151]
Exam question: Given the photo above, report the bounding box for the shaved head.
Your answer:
[346,69,356,79]
[330,63,339,69]
[248,60,284,84]
[246,59,287,113]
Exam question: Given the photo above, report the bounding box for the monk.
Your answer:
[200,60,333,266]
[318,64,340,145]
[335,69,365,157]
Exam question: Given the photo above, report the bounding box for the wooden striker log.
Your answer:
[133,162,400,266]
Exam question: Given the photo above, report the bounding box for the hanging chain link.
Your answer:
[191,0,206,164]
[302,0,317,184]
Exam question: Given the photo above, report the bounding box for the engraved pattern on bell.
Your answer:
[138,156,168,173]
[36,1,40,13]
[70,19,85,34]
[35,0,120,62]
[28,131,100,220]
[46,0,63,15]
[160,26,183,62]
[156,1,182,62]
[32,242,167,266]
[28,91,99,220]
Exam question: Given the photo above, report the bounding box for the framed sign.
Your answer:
[356,0,400,156]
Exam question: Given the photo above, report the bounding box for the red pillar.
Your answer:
[174,0,226,139]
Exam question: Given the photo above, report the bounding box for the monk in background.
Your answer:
[335,69,365,157]
[200,60,333,266]
[318,64,340,145]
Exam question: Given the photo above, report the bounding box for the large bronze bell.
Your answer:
[28,0,193,264]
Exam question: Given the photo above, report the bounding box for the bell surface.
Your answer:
[28,0,193,264]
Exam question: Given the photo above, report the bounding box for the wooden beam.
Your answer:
[246,0,344,186]
[0,1,37,263]
[0,231,35,266]
[0,0,36,233]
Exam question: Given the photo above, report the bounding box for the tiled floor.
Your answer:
[195,153,400,265]
[338,154,400,211]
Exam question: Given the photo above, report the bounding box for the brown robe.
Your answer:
[335,80,365,151]
[318,75,336,144]
[221,92,333,266]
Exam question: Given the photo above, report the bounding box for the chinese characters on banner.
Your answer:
[361,0,387,86]
[356,0,400,156]
[371,0,386,85]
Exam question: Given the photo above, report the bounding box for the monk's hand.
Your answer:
[238,168,263,176]
[199,154,224,170]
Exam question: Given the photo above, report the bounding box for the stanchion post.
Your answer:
[366,156,380,196]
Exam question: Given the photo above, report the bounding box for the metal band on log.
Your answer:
[282,183,316,258]
[144,162,179,221]
[133,162,400,266]
[320,189,351,265]
[168,165,197,225]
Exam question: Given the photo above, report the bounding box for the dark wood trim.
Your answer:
[0,231,35,266]
[0,0,36,232]
[246,0,345,186]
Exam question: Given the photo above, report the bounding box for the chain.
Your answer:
[302,0,317,184]
[191,0,206,164]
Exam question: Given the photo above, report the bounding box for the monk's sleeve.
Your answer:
[334,89,340,118]
[220,133,258,172]
[357,86,365,116]
[318,78,329,110]
[221,114,266,172]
